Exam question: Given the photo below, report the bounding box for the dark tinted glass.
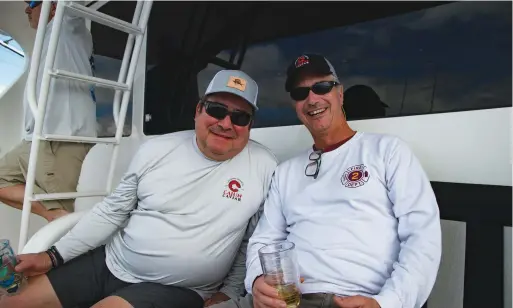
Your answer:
[144,1,511,134]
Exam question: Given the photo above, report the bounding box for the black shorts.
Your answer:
[46,246,203,308]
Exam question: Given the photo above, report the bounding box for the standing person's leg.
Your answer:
[0,141,93,222]
[36,141,93,216]
[0,141,53,221]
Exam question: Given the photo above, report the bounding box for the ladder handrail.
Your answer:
[17,0,153,252]
[113,1,144,127]
[19,1,68,252]
[25,1,52,116]
[107,2,152,192]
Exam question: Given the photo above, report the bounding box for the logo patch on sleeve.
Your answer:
[341,164,370,188]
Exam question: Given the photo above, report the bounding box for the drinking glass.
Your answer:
[258,241,301,308]
[0,239,23,295]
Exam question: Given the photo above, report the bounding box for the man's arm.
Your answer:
[53,144,148,262]
[244,171,289,294]
[218,206,263,300]
[372,139,442,308]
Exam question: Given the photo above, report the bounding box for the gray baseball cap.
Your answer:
[204,70,259,110]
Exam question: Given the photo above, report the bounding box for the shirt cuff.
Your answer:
[372,288,403,308]
[244,265,263,295]
[53,242,71,263]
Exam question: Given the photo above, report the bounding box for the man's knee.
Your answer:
[41,200,73,213]
[34,142,92,213]
[0,142,29,186]
[112,283,204,308]
[0,274,61,308]
[91,295,133,308]
[0,173,25,194]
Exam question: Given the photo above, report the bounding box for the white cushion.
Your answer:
[21,211,86,254]
[22,137,144,253]
[74,137,143,212]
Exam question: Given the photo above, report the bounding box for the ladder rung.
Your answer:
[50,69,130,91]
[41,134,119,145]
[64,2,143,35]
[31,191,108,201]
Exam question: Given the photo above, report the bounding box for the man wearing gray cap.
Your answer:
[2,70,278,308]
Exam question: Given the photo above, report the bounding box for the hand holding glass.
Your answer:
[0,239,24,295]
[258,241,301,308]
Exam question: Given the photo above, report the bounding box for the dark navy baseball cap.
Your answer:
[285,53,340,92]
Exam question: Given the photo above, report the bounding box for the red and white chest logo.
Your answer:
[341,164,370,188]
[222,178,244,202]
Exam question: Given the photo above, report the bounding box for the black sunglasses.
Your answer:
[290,81,340,101]
[305,150,322,179]
[202,100,253,127]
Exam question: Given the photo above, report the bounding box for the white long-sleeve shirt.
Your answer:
[23,13,96,140]
[245,132,442,308]
[54,131,278,299]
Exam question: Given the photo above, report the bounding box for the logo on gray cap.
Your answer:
[205,70,259,110]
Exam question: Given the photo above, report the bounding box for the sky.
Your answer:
[0,33,25,97]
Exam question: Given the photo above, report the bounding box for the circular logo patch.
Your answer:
[341,165,370,188]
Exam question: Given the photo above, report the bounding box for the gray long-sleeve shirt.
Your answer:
[54,131,278,299]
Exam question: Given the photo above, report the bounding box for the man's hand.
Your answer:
[204,292,231,307]
[252,276,287,308]
[333,295,381,308]
[14,252,53,277]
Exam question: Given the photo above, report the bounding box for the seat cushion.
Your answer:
[74,137,144,212]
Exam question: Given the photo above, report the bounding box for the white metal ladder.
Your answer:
[18,0,153,252]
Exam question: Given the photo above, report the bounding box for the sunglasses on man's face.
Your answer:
[290,81,340,101]
[202,100,253,127]
[25,1,42,9]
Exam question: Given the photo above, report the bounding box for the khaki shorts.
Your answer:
[0,140,93,212]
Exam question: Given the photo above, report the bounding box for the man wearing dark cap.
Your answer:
[2,70,278,308]
[242,54,442,308]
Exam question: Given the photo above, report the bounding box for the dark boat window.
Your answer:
[145,1,512,134]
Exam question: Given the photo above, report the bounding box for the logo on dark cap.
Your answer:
[295,55,310,68]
